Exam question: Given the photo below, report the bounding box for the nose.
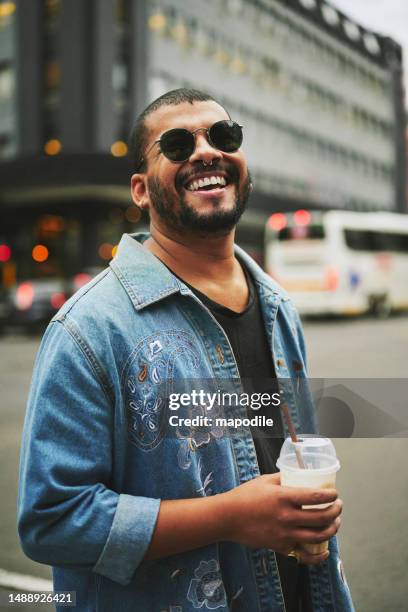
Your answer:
[188,131,222,166]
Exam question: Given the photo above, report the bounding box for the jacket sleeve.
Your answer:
[17,319,160,586]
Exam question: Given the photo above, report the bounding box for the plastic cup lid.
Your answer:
[277,435,340,472]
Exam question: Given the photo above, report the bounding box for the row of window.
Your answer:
[250,168,388,213]
[346,197,392,213]
[150,4,392,141]
[344,229,408,253]
[152,68,394,191]
[228,99,394,181]
[43,1,61,142]
[243,0,388,91]
[0,63,14,100]
[253,168,311,199]
[277,226,408,250]
[163,0,388,93]
[0,1,16,30]
[284,77,391,139]
[113,0,131,143]
[0,133,14,159]
[278,225,325,241]
[0,5,16,159]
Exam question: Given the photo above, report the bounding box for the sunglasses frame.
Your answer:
[139,120,243,168]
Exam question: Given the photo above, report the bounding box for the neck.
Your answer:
[143,222,238,281]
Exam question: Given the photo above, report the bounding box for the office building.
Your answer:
[0,0,406,278]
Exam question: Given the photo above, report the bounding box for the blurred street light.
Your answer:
[32,245,49,263]
[44,139,62,156]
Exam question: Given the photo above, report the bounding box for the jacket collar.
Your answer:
[110,232,283,311]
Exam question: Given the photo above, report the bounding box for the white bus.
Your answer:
[265,210,408,317]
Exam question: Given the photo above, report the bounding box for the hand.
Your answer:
[225,473,342,565]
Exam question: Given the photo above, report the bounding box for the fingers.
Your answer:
[284,485,338,508]
[282,499,343,528]
[297,548,330,566]
[292,517,341,544]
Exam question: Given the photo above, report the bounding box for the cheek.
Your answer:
[160,166,181,190]
[229,153,247,177]
[147,170,175,195]
[236,163,249,187]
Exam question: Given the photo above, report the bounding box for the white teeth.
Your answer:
[187,175,227,191]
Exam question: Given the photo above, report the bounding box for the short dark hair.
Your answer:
[128,88,227,172]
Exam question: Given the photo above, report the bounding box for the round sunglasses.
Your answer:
[141,120,243,166]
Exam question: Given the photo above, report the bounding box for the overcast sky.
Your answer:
[331,0,408,105]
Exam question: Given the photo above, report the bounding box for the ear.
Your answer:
[131,173,149,210]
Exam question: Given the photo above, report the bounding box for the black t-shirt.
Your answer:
[181,263,312,612]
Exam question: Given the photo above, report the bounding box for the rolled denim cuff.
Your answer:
[93,494,161,585]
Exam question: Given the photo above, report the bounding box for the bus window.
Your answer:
[376,232,398,252]
[380,232,408,253]
[344,229,373,251]
[344,229,369,251]
[344,229,408,253]
[396,234,408,253]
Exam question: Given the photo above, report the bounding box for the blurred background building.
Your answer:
[0,0,406,284]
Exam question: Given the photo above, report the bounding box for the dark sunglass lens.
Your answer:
[160,129,194,162]
[210,121,243,152]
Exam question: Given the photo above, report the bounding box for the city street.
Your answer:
[1,315,407,611]
[1,0,407,610]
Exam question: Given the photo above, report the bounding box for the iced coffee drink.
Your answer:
[276,435,340,554]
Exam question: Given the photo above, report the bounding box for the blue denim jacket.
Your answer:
[18,233,354,612]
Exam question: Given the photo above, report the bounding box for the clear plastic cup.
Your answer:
[276,435,340,554]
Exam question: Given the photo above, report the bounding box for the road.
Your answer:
[303,315,408,611]
[1,315,407,611]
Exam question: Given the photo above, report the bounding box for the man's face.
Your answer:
[135,101,251,235]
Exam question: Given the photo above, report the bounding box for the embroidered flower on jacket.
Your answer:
[176,403,225,470]
[187,560,227,610]
[129,394,163,433]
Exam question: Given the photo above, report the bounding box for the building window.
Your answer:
[113,0,130,141]
[43,0,61,141]
[0,1,16,29]
[44,0,60,25]
[0,133,11,159]
[0,63,14,99]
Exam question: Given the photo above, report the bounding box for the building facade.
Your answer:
[146,0,405,214]
[0,0,406,282]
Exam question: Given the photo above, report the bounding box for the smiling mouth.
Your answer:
[184,174,229,193]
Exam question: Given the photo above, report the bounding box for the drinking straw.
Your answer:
[280,404,307,469]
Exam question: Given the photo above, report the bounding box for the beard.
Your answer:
[147,163,252,236]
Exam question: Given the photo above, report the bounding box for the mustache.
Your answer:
[176,161,240,191]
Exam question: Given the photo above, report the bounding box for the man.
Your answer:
[18,89,354,611]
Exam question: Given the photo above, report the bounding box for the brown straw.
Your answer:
[280,404,307,469]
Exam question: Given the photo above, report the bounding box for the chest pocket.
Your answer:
[122,330,203,450]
